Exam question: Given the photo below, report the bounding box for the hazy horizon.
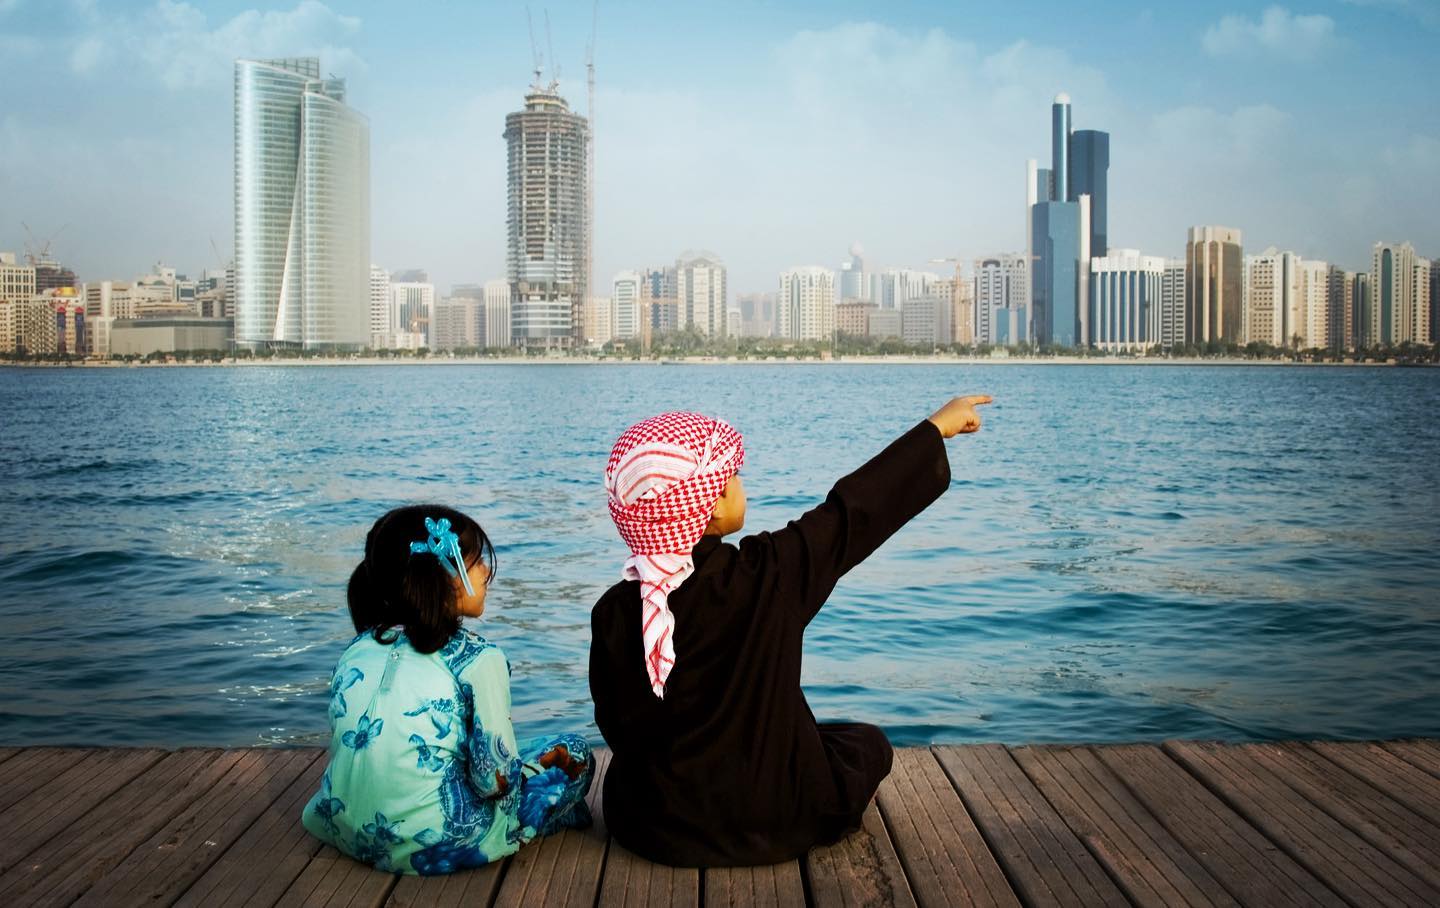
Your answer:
[1,0,1437,295]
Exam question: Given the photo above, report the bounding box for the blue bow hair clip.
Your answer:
[408,516,475,596]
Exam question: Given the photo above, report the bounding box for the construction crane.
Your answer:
[544,9,560,88]
[21,221,67,267]
[526,6,543,87]
[586,0,598,348]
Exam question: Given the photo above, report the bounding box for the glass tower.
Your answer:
[1069,129,1109,258]
[234,58,370,349]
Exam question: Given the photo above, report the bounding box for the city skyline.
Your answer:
[1,1,1436,296]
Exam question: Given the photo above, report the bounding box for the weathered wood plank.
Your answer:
[703,862,804,908]
[1165,740,1440,906]
[388,867,506,908]
[934,743,1125,907]
[77,747,320,906]
[175,748,329,908]
[492,748,611,908]
[1310,740,1440,826]
[597,843,698,907]
[0,747,22,768]
[1381,740,1440,781]
[0,747,166,874]
[0,748,244,907]
[275,845,398,908]
[0,747,94,812]
[1249,742,1440,891]
[1096,744,1339,907]
[806,801,915,908]
[1012,745,1238,908]
[874,747,1017,908]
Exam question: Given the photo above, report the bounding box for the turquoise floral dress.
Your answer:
[301,628,594,875]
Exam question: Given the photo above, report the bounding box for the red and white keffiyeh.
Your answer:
[605,411,746,698]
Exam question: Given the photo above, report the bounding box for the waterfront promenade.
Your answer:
[0,740,1436,906]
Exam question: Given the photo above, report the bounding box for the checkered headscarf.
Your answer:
[605,412,746,698]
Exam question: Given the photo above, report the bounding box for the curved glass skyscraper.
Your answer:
[234,58,370,350]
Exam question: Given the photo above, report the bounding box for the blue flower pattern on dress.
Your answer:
[409,734,445,772]
[403,698,458,739]
[310,772,346,837]
[329,667,364,720]
[341,712,383,750]
[301,629,594,875]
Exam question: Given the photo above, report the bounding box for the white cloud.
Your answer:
[1202,6,1337,61]
[63,0,364,90]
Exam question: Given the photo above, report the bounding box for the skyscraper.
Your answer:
[1185,226,1243,346]
[234,57,370,349]
[1069,130,1109,258]
[1028,93,1107,347]
[505,81,589,350]
[777,267,835,341]
[1300,259,1331,349]
[676,253,728,337]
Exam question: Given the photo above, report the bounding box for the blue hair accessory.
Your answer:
[408,516,475,596]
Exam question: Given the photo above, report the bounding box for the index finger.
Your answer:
[962,395,994,406]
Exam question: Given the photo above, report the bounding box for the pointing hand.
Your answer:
[927,395,993,439]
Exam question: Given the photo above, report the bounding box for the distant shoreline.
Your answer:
[0,355,1423,369]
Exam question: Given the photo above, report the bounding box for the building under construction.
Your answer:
[505,81,589,350]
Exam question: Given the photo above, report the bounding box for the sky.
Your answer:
[1,0,1437,295]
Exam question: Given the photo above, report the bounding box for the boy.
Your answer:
[591,395,991,866]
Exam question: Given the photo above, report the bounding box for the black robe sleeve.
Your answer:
[736,419,951,624]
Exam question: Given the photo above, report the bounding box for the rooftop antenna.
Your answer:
[526,6,542,88]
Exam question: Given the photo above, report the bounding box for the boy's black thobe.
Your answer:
[590,420,951,867]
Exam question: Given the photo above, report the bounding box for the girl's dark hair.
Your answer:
[347,505,497,654]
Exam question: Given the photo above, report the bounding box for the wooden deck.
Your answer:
[0,740,1437,906]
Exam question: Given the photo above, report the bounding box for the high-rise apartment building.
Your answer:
[611,271,643,341]
[1159,260,1186,348]
[369,265,390,346]
[505,81,589,350]
[901,296,951,347]
[1431,259,1440,345]
[1185,226,1243,345]
[676,253,727,337]
[1299,259,1330,349]
[1245,248,1301,347]
[737,292,776,338]
[974,254,1028,345]
[0,254,37,352]
[234,57,370,349]
[431,297,483,351]
[1089,250,1164,351]
[777,267,835,341]
[1370,242,1432,346]
[583,297,613,347]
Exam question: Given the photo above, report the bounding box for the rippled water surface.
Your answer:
[1,363,1438,747]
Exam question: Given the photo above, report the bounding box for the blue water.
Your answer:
[1,363,1437,748]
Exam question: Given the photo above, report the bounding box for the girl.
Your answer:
[590,396,991,867]
[302,505,594,875]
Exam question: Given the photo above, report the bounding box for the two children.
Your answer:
[304,396,988,873]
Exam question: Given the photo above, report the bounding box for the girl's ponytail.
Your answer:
[346,505,495,654]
